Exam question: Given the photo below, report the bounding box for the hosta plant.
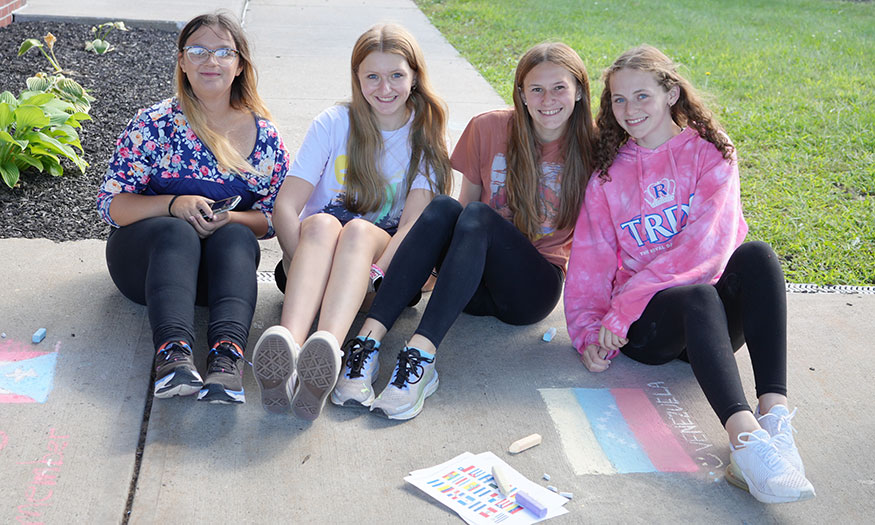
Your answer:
[18,32,95,112]
[85,21,128,54]
[0,90,90,188]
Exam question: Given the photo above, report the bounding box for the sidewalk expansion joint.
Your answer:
[257,271,875,294]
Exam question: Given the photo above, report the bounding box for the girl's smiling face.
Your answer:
[609,68,681,149]
[357,51,415,131]
[178,24,242,101]
[521,61,580,143]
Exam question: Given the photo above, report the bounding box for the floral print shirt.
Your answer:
[97,98,290,238]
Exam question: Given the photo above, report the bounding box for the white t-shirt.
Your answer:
[291,105,433,233]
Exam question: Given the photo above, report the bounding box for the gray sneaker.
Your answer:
[331,337,379,408]
[252,326,299,414]
[370,347,438,420]
[292,331,341,421]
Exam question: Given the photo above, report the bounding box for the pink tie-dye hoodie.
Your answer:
[564,127,748,354]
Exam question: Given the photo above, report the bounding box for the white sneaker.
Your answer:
[370,347,438,421]
[292,331,341,421]
[756,404,805,476]
[331,337,380,407]
[252,326,299,414]
[727,429,815,503]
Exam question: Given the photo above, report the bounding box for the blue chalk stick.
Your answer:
[515,491,548,518]
[32,328,47,343]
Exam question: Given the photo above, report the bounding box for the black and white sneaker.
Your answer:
[331,337,379,408]
[154,341,203,398]
[197,341,245,404]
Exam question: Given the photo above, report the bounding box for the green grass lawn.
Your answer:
[416,0,875,285]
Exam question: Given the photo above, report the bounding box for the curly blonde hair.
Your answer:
[595,44,734,180]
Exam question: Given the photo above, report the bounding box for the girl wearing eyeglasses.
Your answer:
[251,24,451,420]
[327,42,597,421]
[97,12,289,405]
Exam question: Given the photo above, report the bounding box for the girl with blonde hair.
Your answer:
[98,11,289,404]
[252,23,451,420]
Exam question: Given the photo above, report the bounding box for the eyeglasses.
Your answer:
[182,45,239,63]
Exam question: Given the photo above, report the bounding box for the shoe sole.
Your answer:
[726,456,815,503]
[252,331,296,414]
[371,372,439,421]
[293,331,340,421]
[330,388,375,408]
[197,383,245,404]
[154,368,203,398]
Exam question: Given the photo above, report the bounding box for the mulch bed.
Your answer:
[0,20,176,241]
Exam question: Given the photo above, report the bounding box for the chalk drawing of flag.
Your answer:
[0,343,58,403]
[539,388,698,475]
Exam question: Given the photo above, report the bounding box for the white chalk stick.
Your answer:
[491,465,512,497]
[560,491,573,499]
[542,473,551,481]
[547,485,558,493]
[508,433,542,454]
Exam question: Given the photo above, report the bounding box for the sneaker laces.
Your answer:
[737,430,783,472]
[207,342,242,374]
[772,407,798,447]
[158,341,192,363]
[342,338,377,378]
[390,347,433,388]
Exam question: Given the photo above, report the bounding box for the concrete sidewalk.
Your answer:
[3,1,874,523]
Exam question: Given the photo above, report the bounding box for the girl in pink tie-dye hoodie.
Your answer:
[564,45,814,504]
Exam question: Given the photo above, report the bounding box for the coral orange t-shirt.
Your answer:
[450,109,573,270]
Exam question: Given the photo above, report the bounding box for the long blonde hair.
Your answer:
[175,11,272,174]
[595,44,734,179]
[345,24,452,214]
[507,42,597,240]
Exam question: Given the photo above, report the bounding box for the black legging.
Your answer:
[106,217,260,351]
[368,195,564,348]
[621,241,787,426]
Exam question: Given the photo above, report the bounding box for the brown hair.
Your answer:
[175,11,272,174]
[507,42,597,240]
[595,44,734,179]
[344,24,452,214]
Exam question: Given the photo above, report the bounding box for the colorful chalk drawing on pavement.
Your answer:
[0,339,59,403]
[540,386,720,476]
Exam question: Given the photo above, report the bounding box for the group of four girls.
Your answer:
[97,12,814,505]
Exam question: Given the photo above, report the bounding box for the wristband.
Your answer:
[368,263,385,293]
[167,194,181,216]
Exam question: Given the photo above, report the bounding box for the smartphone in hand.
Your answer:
[202,195,242,220]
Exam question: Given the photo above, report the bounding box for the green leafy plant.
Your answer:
[0,90,90,188]
[85,21,128,54]
[18,32,62,72]
[18,32,96,112]
[21,72,95,114]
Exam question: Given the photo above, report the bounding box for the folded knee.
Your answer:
[419,195,462,226]
[300,213,342,242]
